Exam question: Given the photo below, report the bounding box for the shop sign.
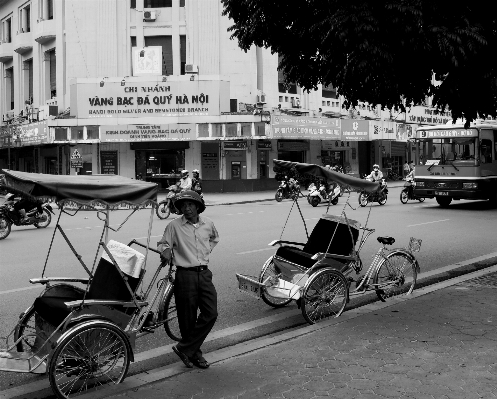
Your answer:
[322,141,351,150]
[396,124,414,142]
[387,106,452,125]
[70,78,229,118]
[70,148,83,169]
[132,47,162,76]
[341,120,369,141]
[416,128,478,139]
[100,151,118,174]
[277,141,310,151]
[369,121,397,141]
[14,121,50,146]
[101,124,196,142]
[224,141,247,150]
[257,140,272,150]
[271,115,340,140]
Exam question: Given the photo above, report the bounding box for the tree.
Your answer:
[221,0,497,126]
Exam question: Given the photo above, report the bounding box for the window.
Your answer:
[130,0,136,8]
[278,55,297,94]
[71,127,84,140]
[180,35,186,75]
[241,123,251,137]
[144,0,171,7]
[255,122,266,136]
[40,0,54,20]
[225,124,237,137]
[2,17,12,42]
[48,49,56,98]
[24,59,33,105]
[47,0,54,19]
[54,128,67,141]
[481,139,493,164]
[5,67,14,110]
[19,4,31,33]
[87,126,99,140]
[322,83,337,99]
[144,36,172,75]
[211,124,222,137]
[198,124,209,138]
[180,0,185,6]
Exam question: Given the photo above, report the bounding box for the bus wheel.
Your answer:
[436,196,452,207]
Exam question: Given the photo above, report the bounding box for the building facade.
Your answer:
[0,0,449,191]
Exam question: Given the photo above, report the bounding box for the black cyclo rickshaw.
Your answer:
[237,160,422,325]
[0,170,181,399]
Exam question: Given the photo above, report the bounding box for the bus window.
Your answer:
[418,137,476,165]
[481,139,493,163]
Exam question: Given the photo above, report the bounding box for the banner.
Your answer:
[100,151,118,174]
[70,78,230,118]
[271,115,340,140]
[369,120,397,141]
[101,124,196,142]
[341,120,369,141]
[416,128,478,139]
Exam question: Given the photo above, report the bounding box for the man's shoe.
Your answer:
[172,346,193,368]
[190,355,210,369]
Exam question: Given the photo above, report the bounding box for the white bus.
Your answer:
[413,121,497,207]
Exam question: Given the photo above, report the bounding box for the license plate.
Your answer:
[435,191,449,196]
[236,274,262,298]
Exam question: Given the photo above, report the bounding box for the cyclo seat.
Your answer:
[377,236,395,245]
[34,241,145,327]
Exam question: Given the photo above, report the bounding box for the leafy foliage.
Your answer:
[222,0,497,125]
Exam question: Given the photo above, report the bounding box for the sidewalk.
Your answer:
[101,266,497,399]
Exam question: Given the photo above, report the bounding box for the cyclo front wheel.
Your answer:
[157,286,181,341]
[259,259,292,308]
[49,321,131,399]
[0,216,11,240]
[373,251,418,301]
[301,269,348,324]
[14,306,36,352]
[358,193,368,207]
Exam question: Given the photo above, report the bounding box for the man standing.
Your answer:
[157,191,219,369]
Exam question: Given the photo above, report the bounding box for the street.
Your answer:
[0,186,496,392]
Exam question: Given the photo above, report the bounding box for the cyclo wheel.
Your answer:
[259,259,292,308]
[0,216,12,240]
[156,200,171,220]
[14,306,36,352]
[373,251,418,302]
[34,209,52,228]
[358,193,368,207]
[301,269,348,324]
[157,287,181,341]
[400,190,409,204]
[274,189,283,202]
[49,321,131,399]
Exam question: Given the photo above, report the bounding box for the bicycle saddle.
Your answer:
[377,236,395,245]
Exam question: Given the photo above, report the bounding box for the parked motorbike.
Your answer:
[358,178,388,207]
[275,179,300,202]
[307,182,340,207]
[156,185,181,219]
[0,196,54,240]
[400,177,425,204]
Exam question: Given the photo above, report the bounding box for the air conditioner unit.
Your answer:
[143,10,156,21]
[185,64,199,74]
[291,98,301,108]
[257,94,266,104]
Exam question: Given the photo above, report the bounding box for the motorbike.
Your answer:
[307,182,340,207]
[156,185,181,219]
[0,196,54,240]
[358,178,388,207]
[400,177,425,204]
[275,179,300,202]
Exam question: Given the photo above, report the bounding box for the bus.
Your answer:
[413,121,497,207]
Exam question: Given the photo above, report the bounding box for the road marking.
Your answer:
[407,219,450,227]
[0,285,44,295]
[237,247,275,255]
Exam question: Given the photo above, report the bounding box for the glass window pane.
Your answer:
[240,123,251,137]
[212,124,222,137]
[198,124,209,137]
[226,123,237,137]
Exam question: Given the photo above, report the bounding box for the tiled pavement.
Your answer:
[107,272,497,399]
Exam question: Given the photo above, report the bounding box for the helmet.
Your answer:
[192,169,199,175]
[181,170,189,177]
[373,164,379,169]
[173,190,205,214]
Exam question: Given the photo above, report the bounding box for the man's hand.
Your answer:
[160,248,171,263]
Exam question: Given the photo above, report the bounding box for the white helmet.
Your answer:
[192,169,199,174]
[181,169,189,177]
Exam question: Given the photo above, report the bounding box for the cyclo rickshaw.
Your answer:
[237,160,421,324]
[0,170,180,398]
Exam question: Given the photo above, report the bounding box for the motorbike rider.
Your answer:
[191,169,203,196]
[8,193,43,222]
[366,164,384,182]
[178,170,192,192]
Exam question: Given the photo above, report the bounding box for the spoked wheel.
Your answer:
[301,269,348,324]
[158,287,181,341]
[378,193,387,205]
[274,189,283,202]
[14,306,37,352]
[34,209,52,228]
[358,193,369,207]
[331,196,339,205]
[48,322,131,399]
[0,216,12,240]
[156,200,171,219]
[374,252,418,302]
[259,259,292,308]
[400,190,409,204]
[310,196,320,207]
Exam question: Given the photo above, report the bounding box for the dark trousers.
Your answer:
[174,268,218,358]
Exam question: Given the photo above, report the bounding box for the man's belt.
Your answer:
[177,265,208,272]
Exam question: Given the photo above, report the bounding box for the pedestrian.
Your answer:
[157,191,220,369]
[409,161,414,172]
[403,161,410,178]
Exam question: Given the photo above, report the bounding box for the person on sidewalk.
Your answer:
[157,191,219,369]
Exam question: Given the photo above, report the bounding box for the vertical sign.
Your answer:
[100,151,118,174]
[201,152,219,180]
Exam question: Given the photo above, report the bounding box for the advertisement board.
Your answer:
[369,120,397,141]
[100,151,118,174]
[70,78,230,119]
[416,128,478,139]
[341,120,369,141]
[101,124,196,142]
[14,121,50,146]
[132,47,162,76]
[271,115,340,140]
